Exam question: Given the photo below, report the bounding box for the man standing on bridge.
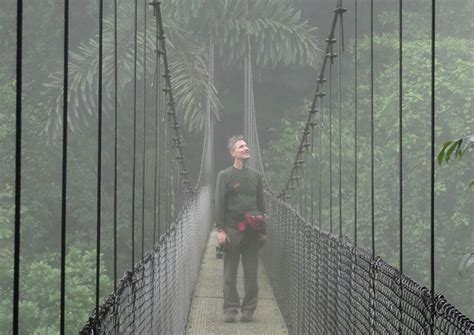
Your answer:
[215,135,266,323]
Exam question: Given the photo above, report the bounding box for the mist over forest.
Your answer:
[0,0,472,332]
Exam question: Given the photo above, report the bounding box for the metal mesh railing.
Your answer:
[261,193,474,335]
[80,186,212,334]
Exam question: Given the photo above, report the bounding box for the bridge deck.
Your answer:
[186,231,288,334]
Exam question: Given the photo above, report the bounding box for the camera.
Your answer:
[216,245,225,259]
[216,239,229,259]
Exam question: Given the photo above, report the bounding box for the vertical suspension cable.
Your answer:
[165,102,169,230]
[162,88,167,232]
[354,0,358,246]
[303,153,307,219]
[60,0,69,332]
[96,0,104,323]
[310,124,314,225]
[329,57,333,234]
[207,38,214,189]
[318,96,322,229]
[13,0,23,333]
[398,2,404,332]
[141,0,147,260]
[153,1,161,249]
[169,111,173,226]
[165,87,170,230]
[150,1,160,328]
[244,54,248,151]
[113,0,118,291]
[398,0,403,275]
[112,1,118,333]
[338,15,343,238]
[131,0,138,271]
[369,2,376,333]
[370,0,375,258]
[430,0,436,330]
[175,158,179,220]
[351,1,359,322]
[335,3,344,320]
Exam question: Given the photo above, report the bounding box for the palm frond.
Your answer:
[38,1,220,138]
[169,0,320,69]
[216,0,320,68]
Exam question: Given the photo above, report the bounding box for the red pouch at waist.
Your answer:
[236,212,266,233]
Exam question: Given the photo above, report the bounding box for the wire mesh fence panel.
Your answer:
[261,193,474,335]
[79,187,212,334]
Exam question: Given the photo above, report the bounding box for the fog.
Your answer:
[0,0,472,332]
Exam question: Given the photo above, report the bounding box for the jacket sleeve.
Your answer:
[214,171,226,230]
[256,173,266,214]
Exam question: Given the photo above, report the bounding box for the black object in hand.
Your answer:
[216,239,229,259]
[216,245,225,259]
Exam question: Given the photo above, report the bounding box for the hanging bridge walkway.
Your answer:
[7,0,473,334]
[186,231,287,334]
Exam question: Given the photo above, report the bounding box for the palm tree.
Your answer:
[39,0,320,136]
[171,0,320,69]
[38,0,220,138]
[170,0,321,181]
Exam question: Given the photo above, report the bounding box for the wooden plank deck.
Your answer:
[186,231,288,334]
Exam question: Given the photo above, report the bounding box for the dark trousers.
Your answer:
[223,227,259,315]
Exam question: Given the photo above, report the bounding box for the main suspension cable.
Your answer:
[156,2,193,194]
[277,2,344,200]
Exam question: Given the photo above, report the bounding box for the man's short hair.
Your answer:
[228,135,245,154]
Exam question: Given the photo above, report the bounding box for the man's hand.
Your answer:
[217,230,229,246]
[258,233,267,248]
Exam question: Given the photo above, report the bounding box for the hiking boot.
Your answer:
[240,311,254,323]
[224,313,236,323]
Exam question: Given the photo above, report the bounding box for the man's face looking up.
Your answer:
[231,140,250,161]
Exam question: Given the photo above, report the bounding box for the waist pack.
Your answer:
[237,212,266,233]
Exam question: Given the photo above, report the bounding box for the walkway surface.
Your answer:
[186,231,288,334]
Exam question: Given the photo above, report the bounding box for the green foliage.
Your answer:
[438,135,473,164]
[0,247,112,334]
[2,0,473,331]
[263,110,309,191]
[171,0,320,68]
[458,253,474,277]
[38,1,220,137]
[263,8,474,318]
[39,0,320,135]
[0,187,14,246]
[438,134,473,188]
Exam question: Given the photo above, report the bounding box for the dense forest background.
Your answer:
[0,0,472,333]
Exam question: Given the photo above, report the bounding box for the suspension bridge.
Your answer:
[6,0,473,334]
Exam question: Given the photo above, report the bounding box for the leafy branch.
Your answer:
[438,134,474,188]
